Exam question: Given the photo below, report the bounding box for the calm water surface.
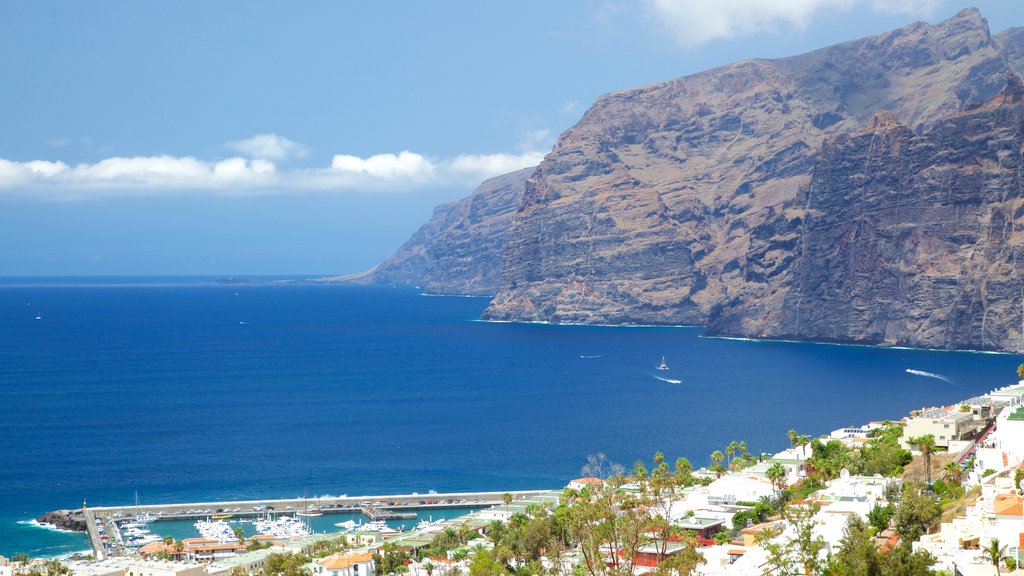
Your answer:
[0,278,1019,555]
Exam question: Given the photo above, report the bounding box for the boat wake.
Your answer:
[905,369,953,382]
[579,355,603,359]
[904,369,967,390]
[652,375,682,385]
[17,519,78,534]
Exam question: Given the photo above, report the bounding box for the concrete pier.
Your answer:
[79,489,547,557]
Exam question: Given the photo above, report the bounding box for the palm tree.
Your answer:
[725,441,739,467]
[943,461,963,485]
[908,434,937,483]
[983,538,1007,574]
[502,492,513,519]
[233,526,245,544]
[766,461,787,498]
[787,429,798,448]
[1017,364,1024,381]
[710,450,725,478]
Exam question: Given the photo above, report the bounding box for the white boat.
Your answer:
[252,514,311,539]
[195,519,237,542]
[657,356,669,370]
[334,520,358,531]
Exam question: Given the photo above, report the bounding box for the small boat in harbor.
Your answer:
[657,356,669,370]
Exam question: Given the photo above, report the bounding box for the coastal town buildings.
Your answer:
[901,408,976,449]
[313,552,374,576]
[42,379,1024,576]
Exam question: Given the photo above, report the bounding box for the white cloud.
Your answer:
[225,133,310,161]
[0,155,277,198]
[870,0,940,16]
[647,0,855,47]
[644,0,938,47]
[0,136,546,199]
[330,151,436,181]
[447,151,546,181]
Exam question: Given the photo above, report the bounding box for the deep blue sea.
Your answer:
[1,277,1020,556]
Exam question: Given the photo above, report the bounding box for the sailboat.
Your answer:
[657,356,669,370]
[296,488,322,517]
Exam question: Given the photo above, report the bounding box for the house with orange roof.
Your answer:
[993,492,1023,517]
[314,552,375,576]
[566,478,604,490]
[137,542,187,561]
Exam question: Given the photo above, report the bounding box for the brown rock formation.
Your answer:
[711,75,1024,351]
[343,167,532,296]
[479,9,1024,351]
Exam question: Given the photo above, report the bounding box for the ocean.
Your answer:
[0,278,1019,556]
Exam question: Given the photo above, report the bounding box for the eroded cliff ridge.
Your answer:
[476,9,1024,351]
[710,76,1024,351]
[353,167,531,296]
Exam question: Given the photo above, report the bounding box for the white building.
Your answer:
[902,408,975,449]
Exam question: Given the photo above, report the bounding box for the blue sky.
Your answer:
[0,1,1019,276]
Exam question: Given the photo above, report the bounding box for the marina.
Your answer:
[72,490,546,558]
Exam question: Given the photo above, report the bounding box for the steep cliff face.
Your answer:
[711,77,1024,351]
[997,27,1024,76]
[484,9,1019,347]
[355,167,531,296]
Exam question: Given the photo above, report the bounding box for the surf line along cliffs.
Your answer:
[356,9,1024,353]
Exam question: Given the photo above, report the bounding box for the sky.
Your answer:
[0,1,1019,276]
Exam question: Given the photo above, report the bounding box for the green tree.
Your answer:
[866,504,894,533]
[1016,363,1024,381]
[983,538,1007,575]
[877,542,935,576]
[373,543,409,576]
[725,441,739,467]
[710,451,725,478]
[757,503,828,576]
[234,526,246,544]
[787,430,798,448]
[261,553,311,576]
[713,531,732,545]
[893,483,940,542]
[906,434,937,484]
[502,492,513,518]
[831,515,880,576]
[468,549,509,576]
[766,462,787,499]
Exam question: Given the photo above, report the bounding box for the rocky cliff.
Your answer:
[477,8,1024,351]
[347,167,532,296]
[709,77,1024,351]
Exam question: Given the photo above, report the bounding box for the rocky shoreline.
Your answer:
[35,509,88,533]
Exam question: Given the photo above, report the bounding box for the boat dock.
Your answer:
[78,489,547,557]
[361,504,417,520]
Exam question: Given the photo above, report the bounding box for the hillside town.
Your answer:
[3,380,1024,576]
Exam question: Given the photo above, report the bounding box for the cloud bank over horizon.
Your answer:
[645,0,942,47]
[0,134,547,200]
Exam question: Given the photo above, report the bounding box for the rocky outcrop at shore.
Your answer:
[339,167,532,296]
[36,509,87,532]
